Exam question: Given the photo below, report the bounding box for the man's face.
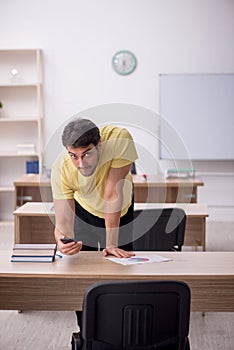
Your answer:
[67,143,101,177]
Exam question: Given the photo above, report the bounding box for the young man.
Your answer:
[51,117,138,258]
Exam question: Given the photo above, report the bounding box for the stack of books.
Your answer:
[11,243,57,262]
[165,168,196,179]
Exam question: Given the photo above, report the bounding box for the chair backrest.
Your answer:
[132,208,186,251]
[130,162,137,174]
[81,280,190,350]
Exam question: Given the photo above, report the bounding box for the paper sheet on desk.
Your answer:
[106,253,172,266]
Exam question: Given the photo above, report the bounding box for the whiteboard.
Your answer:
[159,74,234,160]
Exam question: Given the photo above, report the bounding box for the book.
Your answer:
[11,243,57,263]
[165,168,196,179]
[11,256,55,262]
[12,249,56,257]
[26,160,39,174]
[26,161,33,174]
[13,243,56,250]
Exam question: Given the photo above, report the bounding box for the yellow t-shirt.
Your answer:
[51,125,138,218]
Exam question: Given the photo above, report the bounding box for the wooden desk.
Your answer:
[0,251,233,312]
[14,202,56,245]
[14,174,204,207]
[13,202,209,250]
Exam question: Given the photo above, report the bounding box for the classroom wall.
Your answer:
[1,0,234,221]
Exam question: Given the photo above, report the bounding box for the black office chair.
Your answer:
[71,280,191,350]
[130,162,137,174]
[132,208,186,251]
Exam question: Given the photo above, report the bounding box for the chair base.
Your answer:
[71,333,190,350]
[71,332,82,350]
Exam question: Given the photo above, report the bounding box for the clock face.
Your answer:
[112,50,137,75]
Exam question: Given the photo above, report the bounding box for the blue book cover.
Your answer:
[26,161,33,174]
[33,160,39,174]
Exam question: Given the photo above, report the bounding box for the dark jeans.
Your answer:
[74,192,134,329]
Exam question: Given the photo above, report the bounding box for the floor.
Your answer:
[0,220,234,350]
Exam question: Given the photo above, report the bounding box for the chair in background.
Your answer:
[71,280,191,350]
[130,161,137,174]
[132,208,186,251]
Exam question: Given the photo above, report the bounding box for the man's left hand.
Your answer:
[102,247,135,258]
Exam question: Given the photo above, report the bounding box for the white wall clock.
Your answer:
[112,50,137,75]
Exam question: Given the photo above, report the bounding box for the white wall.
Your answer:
[1,0,234,221]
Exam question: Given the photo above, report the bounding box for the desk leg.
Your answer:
[202,217,206,251]
[14,216,20,244]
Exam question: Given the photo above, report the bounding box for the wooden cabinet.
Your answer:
[14,174,52,209]
[0,49,43,220]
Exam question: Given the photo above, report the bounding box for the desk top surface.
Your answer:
[14,174,51,186]
[132,174,204,187]
[13,201,209,217]
[1,251,233,279]
[14,174,204,187]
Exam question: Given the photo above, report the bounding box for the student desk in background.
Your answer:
[14,174,52,209]
[132,174,204,203]
[14,174,204,208]
[13,202,209,250]
[0,251,233,312]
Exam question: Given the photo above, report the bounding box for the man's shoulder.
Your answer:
[100,125,132,141]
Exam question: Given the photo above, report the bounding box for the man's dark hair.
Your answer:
[62,118,100,148]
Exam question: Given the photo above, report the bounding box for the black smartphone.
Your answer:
[60,238,75,244]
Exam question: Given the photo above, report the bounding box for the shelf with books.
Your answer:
[0,49,44,222]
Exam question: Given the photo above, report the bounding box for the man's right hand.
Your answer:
[58,238,83,255]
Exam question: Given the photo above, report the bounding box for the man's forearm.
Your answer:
[106,228,119,248]
[103,164,131,251]
[105,212,121,248]
[104,189,123,248]
[53,199,75,243]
